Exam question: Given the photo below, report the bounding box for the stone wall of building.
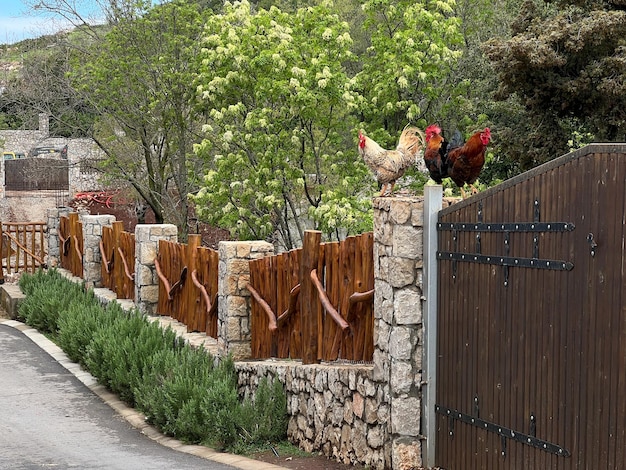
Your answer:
[0,115,105,222]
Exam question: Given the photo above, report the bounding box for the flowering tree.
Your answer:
[191,1,371,249]
[356,0,464,143]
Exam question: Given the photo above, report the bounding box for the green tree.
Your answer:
[191,0,371,249]
[483,0,626,169]
[69,0,207,237]
[0,34,95,136]
[356,0,464,138]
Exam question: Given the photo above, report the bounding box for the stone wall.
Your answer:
[236,362,388,468]
[44,194,442,469]
[373,196,426,470]
[134,224,178,314]
[81,214,116,289]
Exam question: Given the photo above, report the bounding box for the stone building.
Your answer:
[0,114,103,221]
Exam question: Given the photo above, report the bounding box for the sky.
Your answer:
[0,0,102,45]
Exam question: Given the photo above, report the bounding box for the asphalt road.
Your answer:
[0,323,251,470]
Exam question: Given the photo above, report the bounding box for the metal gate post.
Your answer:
[423,185,442,467]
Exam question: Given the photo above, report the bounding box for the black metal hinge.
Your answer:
[435,404,571,458]
[437,222,575,232]
[436,252,574,271]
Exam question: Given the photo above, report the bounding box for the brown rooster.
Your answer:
[358,126,425,197]
[423,124,449,184]
[447,127,491,198]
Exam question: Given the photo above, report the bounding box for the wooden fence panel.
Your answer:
[155,235,219,337]
[191,245,218,337]
[248,231,374,363]
[249,249,302,359]
[100,223,118,291]
[0,222,47,279]
[100,221,135,300]
[59,213,83,278]
[156,239,187,322]
[117,230,135,300]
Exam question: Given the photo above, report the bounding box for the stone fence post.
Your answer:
[217,240,274,360]
[372,196,426,470]
[134,224,178,314]
[46,207,73,268]
[81,214,116,289]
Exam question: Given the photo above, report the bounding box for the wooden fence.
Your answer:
[59,213,83,278]
[155,234,219,337]
[100,221,135,300]
[0,222,47,281]
[247,231,374,364]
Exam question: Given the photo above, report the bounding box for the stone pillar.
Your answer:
[217,240,274,360]
[134,224,178,314]
[372,196,425,470]
[46,207,73,268]
[81,214,116,289]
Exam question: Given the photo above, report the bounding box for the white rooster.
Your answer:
[358,126,426,196]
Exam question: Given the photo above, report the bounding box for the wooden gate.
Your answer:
[0,222,47,279]
[434,144,626,469]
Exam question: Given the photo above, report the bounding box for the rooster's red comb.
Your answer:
[425,124,441,136]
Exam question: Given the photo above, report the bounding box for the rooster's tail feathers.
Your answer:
[448,130,464,151]
[397,126,426,157]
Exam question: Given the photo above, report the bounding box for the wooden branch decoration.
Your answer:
[191,269,213,315]
[310,269,350,331]
[246,283,278,332]
[99,240,113,273]
[168,266,187,298]
[3,232,45,265]
[72,235,83,262]
[346,289,374,323]
[59,230,70,256]
[154,258,173,300]
[117,247,135,281]
[276,284,300,326]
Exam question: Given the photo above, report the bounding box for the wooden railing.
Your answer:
[59,213,83,278]
[247,231,374,364]
[0,222,47,280]
[154,234,219,337]
[100,221,135,300]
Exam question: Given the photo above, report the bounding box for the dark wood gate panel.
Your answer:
[435,144,626,470]
[5,158,69,190]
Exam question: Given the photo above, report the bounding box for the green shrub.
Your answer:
[85,311,183,406]
[57,301,122,365]
[17,268,91,335]
[240,376,288,444]
[135,346,236,445]
[17,268,289,454]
